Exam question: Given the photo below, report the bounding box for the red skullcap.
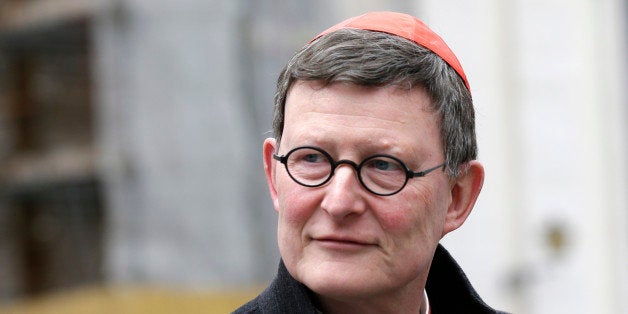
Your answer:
[311,11,470,91]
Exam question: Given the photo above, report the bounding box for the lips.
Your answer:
[312,235,375,250]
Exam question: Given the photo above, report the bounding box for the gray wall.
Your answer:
[93,0,417,287]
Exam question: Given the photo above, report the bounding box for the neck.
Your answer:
[316,289,427,314]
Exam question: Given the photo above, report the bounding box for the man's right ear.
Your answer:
[262,138,280,212]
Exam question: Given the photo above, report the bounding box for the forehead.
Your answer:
[282,81,442,155]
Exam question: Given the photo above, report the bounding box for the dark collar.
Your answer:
[426,245,506,313]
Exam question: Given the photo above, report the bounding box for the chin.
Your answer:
[295,258,386,299]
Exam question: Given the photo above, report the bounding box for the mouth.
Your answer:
[312,236,376,251]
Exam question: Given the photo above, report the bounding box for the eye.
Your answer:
[302,153,325,163]
[368,158,401,171]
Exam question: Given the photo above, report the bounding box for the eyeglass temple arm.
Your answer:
[273,154,287,163]
[409,163,446,178]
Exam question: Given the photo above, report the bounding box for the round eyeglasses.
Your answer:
[273,146,445,196]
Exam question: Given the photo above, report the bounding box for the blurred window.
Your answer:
[0,6,103,299]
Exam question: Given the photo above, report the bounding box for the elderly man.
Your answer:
[235,11,507,314]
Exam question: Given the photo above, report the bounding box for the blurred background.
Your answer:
[0,0,625,313]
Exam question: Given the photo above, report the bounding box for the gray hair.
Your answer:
[273,29,476,178]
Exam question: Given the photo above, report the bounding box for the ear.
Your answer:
[263,138,280,212]
[442,161,485,237]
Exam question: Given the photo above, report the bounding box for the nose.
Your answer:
[320,163,367,220]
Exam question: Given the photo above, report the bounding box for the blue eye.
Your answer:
[303,153,324,163]
[371,159,398,171]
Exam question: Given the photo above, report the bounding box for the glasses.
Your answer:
[273,146,445,196]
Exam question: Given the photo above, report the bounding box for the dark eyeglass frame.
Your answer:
[273,146,445,196]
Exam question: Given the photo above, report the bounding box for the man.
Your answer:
[235,11,507,313]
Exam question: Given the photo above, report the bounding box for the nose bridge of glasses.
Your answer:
[328,159,364,191]
[332,159,361,174]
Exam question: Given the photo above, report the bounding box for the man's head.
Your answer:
[262,12,484,312]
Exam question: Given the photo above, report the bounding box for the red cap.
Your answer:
[311,11,470,91]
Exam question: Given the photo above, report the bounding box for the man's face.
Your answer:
[264,81,465,302]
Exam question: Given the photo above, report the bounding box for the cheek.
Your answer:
[276,176,322,264]
[276,175,320,230]
[375,203,415,232]
[376,185,447,241]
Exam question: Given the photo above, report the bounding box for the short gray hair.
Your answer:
[273,29,476,178]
